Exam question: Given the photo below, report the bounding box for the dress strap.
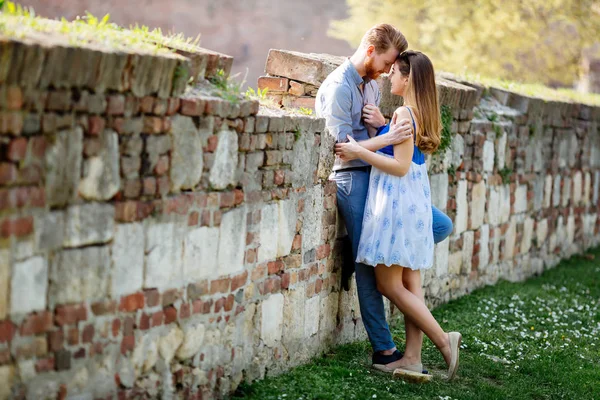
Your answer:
[405,106,417,136]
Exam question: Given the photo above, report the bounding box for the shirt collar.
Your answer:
[343,59,365,87]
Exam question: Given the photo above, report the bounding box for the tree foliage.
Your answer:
[329,0,600,86]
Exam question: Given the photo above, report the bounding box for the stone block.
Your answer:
[209,129,239,190]
[278,199,297,257]
[503,218,517,261]
[79,129,121,201]
[184,227,219,282]
[0,366,15,400]
[553,175,561,207]
[258,203,278,263]
[430,173,449,211]
[35,211,64,251]
[583,172,591,206]
[450,134,464,169]
[302,186,324,253]
[317,127,336,180]
[63,203,115,247]
[304,294,320,338]
[10,256,47,315]
[170,116,209,191]
[495,132,507,170]
[536,218,548,247]
[0,250,8,319]
[265,50,341,86]
[499,185,511,223]
[521,217,535,254]
[292,128,318,188]
[217,206,247,276]
[448,252,463,275]
[145,222,184,289]
[470,180,486,229]
[176,322,206,360]
[572,171,582,206]
[159,325,184,363]
[45,128,83,207]
[454,180,468,234]
[561,176,571,207]
[282,288,305,350]
[483,140,495,172]
[434,239,450,276]
[514,185,527,214]
[261,293,284,347]
[50,247,110,305]
[479,224,490,270]
[461,231,474,274]
[593,171,600,205]
[543,174,553,208]
[112,223,144,297]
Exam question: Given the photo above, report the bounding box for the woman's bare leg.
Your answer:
[374,264,451,366]
[401,269,425,364]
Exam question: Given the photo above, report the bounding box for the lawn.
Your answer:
[232,248,600,400]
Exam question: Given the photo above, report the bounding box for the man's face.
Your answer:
[364,46,399,80]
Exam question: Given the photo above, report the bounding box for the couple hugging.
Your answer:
[316,24,462,382]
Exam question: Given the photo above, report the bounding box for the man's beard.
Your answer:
[364,57,381,80]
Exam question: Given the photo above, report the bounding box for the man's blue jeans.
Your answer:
[333,169,453,352]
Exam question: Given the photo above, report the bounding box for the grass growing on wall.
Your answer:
[0,1,201,54]
[434,104,453,156]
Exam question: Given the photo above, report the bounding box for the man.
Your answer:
[316,24,453,372]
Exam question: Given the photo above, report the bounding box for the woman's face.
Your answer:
[389,62,409,97]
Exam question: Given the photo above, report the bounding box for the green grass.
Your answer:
[0,1,200,54]
[233,248,600,400]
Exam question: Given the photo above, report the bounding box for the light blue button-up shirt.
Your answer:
[316,59,381,171]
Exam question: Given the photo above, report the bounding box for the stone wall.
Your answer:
[1,36,600,400]
[0,36,357,399]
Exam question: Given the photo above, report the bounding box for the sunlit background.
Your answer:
[18,0,600,93]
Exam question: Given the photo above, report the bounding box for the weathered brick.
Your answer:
[162,289,182,307]
[187,281,209,300]
[0,111,23,135]
[88,116,106,136]
[7,137,27,161]
[107,95,125,115]
[82,324,94,344]
[231,271,248,291]
[144,289,160,307]
[142,177,156,196]
[257,76,289,92]
[55,304,87,326]
[20,311,53,336]
[91,300,117,316]
[118,292,145,312]
[1,216,33,238]
[0,320,17,343]
[163,306,177,324]
[47,330,64,352]
[210,278,231,294]
[180,98,205,116]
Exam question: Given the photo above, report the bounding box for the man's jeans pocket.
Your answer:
[333,171,353,196]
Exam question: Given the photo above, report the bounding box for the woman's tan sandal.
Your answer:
[446,332,462,381]
[392,364,433,383]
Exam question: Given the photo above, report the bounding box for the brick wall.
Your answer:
[1,29,600,400]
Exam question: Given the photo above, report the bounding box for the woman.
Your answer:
[336,50,461,381]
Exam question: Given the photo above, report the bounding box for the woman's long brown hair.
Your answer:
[396,51,441,154]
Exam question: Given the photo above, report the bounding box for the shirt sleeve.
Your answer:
[320,84,353,143]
